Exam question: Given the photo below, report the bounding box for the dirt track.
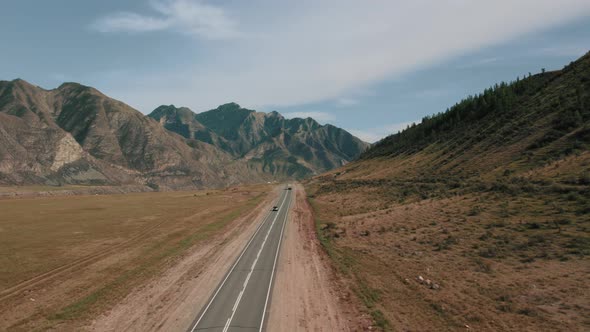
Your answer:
[266,183,366,331]
[0,219,167,303]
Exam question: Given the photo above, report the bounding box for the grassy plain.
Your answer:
[306,167,589,331]
[0,184,271,331]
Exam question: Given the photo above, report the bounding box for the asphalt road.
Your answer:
[189,187,293,332]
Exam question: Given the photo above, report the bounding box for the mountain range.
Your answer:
[149,103,367,179]
[0,80,367,189]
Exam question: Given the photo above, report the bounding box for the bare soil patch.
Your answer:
[267,184,368,331]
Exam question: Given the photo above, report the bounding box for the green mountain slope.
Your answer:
[360,52,589,182]
[149,103,369,178]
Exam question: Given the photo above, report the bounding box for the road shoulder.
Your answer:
[266,183,366,331]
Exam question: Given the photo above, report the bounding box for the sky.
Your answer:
[1,1,589,142]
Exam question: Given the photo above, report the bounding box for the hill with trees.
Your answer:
[305,52,589,331]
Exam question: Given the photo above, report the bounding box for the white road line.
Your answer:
[222,191,289,332]
[189,191,286,332]
[259,189,292,332]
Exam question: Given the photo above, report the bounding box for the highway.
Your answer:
[188,187,293,332]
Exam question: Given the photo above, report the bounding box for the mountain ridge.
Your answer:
[0,79,367,188]
[353,51,590,182]
[148,103,369,178]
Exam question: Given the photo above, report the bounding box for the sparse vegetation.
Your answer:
[0,185,270,330]
[306,53,590,331]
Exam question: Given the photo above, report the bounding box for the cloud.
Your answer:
[336,98,359,106]
[537,45,589,57]
[347,130,382,144]
[94,0,590,113]
[92,12,170,33]
[348,121,417,143]
[282,111,335,123]
[92,0,238,39]
[456,56,502,68]
[414,88,450,98]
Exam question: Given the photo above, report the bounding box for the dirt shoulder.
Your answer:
[266,183,367,331]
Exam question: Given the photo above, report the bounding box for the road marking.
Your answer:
[259,188,292,332]
[222,191,289,332]
[189,191,287,332]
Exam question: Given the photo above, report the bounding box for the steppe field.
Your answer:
[0,185,272,331]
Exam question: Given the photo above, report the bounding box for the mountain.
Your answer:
[149,103,369,178]
[353,52,590,183]
[0,80,263,189]
[0,79,366,188]
[305,52,589,330]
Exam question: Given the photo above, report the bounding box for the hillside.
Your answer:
[149,103,369,178]
[0,80,263,189]
[306,52,590,331]
[361,54,589,183]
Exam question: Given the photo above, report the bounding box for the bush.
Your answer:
[478,246,499,258]
[468,206,482,216]
[146,182,160,190]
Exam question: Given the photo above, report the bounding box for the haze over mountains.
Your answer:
[0,80,367,189]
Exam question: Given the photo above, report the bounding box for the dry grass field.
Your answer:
[0,184,271,331]
[0,185,87,193]
[303,58,590,331]
[306,168,589,331]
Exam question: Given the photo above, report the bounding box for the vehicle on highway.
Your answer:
[272,206,279,211]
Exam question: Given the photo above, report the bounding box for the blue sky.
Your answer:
[1,1,589,142]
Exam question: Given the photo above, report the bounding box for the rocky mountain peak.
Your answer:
[150,102,369,178]
[150,105,194,119]
[0,79,368,187]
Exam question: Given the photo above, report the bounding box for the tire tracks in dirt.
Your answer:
[0,218,170,303]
